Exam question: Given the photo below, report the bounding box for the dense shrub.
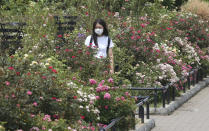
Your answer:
[0,0,209,130]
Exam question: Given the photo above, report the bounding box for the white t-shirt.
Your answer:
[85,35,114,58]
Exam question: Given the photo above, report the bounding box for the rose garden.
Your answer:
[0,0,209,131]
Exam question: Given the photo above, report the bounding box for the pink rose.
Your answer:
[33,102,38,106]
[89,79,97,85]
[5,81,10,86]
[108,78,114,83]
[125,92,130,97]
[104,105,108,109]
[98,80,105,87]
[91,126,95,131]
[27,91,32,95]
[31,114,35,118]
[116,97,120,101]
[96,96,100,100]
[121,96,125,101]
[104,93,111,100]
[96,87,101,93]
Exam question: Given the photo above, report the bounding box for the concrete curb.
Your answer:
[130,119,155,131]
[146,77,209,115]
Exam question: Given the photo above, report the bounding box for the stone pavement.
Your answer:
[151,85,209,131]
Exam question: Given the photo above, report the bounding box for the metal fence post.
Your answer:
[111,126,116,131]
[167,87,170,104]
[192,71,195,85]
[200,68,203,81]
[195,69,197,84]
[154,88,157,109]
[187,74,190,90]
[99,128,105,131]
[162,90,166,108]
[146,102,150,119]
[197,69,199,83]
[131,111,135,129]
[172,86,175,101]
[138,105,144,123]
[183,79,186,93]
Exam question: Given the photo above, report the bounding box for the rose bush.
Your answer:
[0,0,209,130]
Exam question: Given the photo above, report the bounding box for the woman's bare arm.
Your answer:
[108,48,114,74]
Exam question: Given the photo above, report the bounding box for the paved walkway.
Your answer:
[151,85,209,131]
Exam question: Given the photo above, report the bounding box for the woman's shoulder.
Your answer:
[86,35,92,39]
[85,35,92,46]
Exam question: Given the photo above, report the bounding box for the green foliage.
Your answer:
[0,0,209,130]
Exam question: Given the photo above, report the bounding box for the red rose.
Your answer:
[16,72,20,76]
[52,69,57,73]
[48,66,53,69]
[73,96,77,99]
[52,97,57,100]
[80,115,85,120]
[57,34,62,38]
[8,67,14,70]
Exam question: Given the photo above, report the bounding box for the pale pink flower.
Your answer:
[27,91,32,95]
[121,96,125,101]
[96,96,100,100]
[96,87,101,93]
[5,81,10,86]
[125,92,130,97]
[11,93,15,98]
[108,78,114,83]
[33,102,38,106]
[30,114,35,118]
[91,126,95,131]
[116,97,120,101]
[98,80,105,87]
[39,96,44,100]
[89,101,93,104]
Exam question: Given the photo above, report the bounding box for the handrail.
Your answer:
[127,68,206,108]
[136,96,149,107]
[99,116,124,131]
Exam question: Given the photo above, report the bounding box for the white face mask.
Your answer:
[94,28,103,36]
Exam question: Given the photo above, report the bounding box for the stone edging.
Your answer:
[147,77,209,115]
[130,119,155,131]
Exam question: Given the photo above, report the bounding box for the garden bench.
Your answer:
[0,22,26,55]
[54,15,77,45]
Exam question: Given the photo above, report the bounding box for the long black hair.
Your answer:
[92,19,109,47]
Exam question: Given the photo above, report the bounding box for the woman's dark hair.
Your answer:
[92,19,109,47]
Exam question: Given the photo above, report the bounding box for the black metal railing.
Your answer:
[99,117,124,131]
[135,96,150,123]
[128,68,207,108]
[98,95,150,131]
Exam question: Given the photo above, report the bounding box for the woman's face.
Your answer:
[95,23,104,29]
[95,23,104,36]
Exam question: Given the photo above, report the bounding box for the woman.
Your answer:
[85,19,114,74]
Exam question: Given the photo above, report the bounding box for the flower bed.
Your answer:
[0,0,209,131]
